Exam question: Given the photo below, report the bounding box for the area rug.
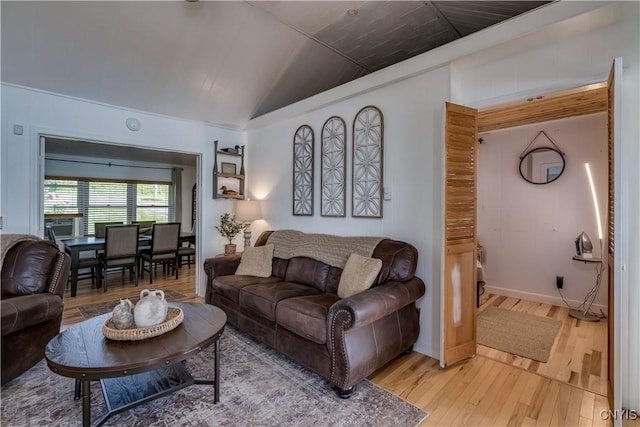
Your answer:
[1,325,428,426]
[477,306,562,362]
[77,289,187,319]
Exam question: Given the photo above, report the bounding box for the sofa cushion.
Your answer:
[337,253,383,298]
[1,240,59,296]
[212,275,282,304]
[240,282,320,321]
[1,294,63,336]
[284,257,330,292]
[271,258,289,280]
[276,293,341,345]
[235,244,273,277]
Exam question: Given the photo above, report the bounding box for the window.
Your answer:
[44,178,171,235]
[136,183,170,223]
[86,181,129,234]
[44,179,79,214]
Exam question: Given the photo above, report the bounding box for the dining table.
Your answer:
[62,232,196,297]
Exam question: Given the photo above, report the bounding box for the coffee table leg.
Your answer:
[74,379,81,400]
[214,339,220,404]
[81,379,91,427]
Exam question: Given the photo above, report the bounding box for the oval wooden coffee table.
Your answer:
[45,302,227,427]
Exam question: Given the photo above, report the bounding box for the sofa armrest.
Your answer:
[204,255,241,304]
[204,255,241,279]
[328,277,425,330]
[1,293,64,336]
[326,277,424,390]
[48,251,71,298]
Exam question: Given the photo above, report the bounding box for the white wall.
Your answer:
[247,66,450,357]
[478,113,608,309]
[0,84,245,295]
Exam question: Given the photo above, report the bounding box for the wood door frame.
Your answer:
[607,58,623,413]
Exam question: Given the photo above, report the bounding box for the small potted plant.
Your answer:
[215,213,244,255]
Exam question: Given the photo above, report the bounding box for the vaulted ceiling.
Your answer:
[1,1,550,129]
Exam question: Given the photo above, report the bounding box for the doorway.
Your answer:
[441,69,620,407]
[39,135,202,296]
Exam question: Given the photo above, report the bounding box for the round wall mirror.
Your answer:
[519,147,565,185]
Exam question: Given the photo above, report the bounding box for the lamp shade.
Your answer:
[235,200,262,222]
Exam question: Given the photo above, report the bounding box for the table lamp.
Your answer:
[235,199,262,248]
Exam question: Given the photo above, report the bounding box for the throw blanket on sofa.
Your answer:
[0,234,41,270]
[266,230,383,269]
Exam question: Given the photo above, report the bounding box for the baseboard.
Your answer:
[412,341,437,360]
[484,285,608,313]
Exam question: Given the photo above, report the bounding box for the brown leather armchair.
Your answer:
[1,236,70,385]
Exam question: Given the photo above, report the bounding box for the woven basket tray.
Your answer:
[102,306,184,341]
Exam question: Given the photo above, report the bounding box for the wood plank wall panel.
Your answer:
[478,85,607,133]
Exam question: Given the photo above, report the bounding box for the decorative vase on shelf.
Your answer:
[111,298,134,329]
[134,289,168,328]
[224,243,236,255]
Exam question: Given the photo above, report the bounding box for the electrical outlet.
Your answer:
[556,276,564,289]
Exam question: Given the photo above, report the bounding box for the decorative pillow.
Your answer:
[235,244,274,278]
[337,253,382,299]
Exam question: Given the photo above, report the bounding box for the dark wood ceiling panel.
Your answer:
[432,1,551,36]
[313,2,458,72]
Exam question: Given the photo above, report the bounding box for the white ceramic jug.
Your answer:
[111,298,134,329]
[134,289,168,328]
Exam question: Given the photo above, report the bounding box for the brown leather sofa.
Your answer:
[205,230,425,398]
[1,236,71,385]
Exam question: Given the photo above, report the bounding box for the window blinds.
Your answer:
[44,178,171,235]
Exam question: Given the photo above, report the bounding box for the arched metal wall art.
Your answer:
[321,116,347,217]
[292,125,314,216]
[352,106,383,218]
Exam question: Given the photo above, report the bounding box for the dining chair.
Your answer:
[132,220,155,251]
[178,242,196,269]
[132,220,155,236]
[97,224,139,292]
[139,222,181,284]
[47,226,99,285]
[94,221,124,238]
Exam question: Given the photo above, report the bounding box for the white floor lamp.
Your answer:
[569,163,605,322]
[235,199,262,249]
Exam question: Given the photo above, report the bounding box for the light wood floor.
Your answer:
[62,270,611,426]
[476,293,608,396]
[370,292,611,426]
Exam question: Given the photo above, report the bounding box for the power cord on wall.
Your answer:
[557,262,606,319]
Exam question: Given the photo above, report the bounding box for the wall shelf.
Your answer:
[216,194,244,200]
[216,173,244,180]
[213,140,245,200]
[216,150,242,158]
